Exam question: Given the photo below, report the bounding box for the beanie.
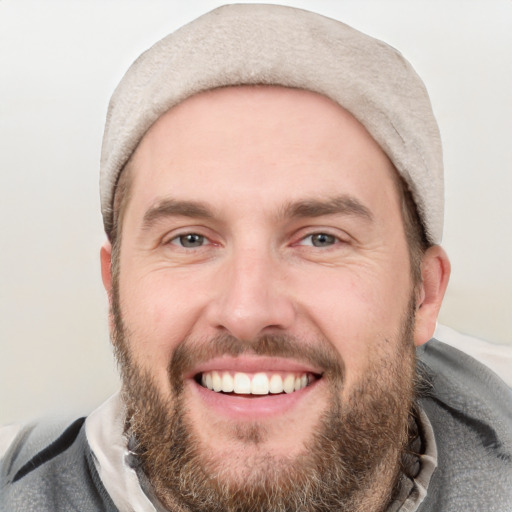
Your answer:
[100,4,443,244]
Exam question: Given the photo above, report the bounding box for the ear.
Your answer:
[413,245,451,346]
[100,240,113,304]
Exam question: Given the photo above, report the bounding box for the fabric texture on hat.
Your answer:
[100,3,444,244]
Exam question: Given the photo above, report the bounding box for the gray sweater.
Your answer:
[1,340,511,511]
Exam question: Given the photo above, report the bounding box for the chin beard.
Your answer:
[112,289,419,512]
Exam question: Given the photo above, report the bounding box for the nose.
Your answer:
[206,248,296,341]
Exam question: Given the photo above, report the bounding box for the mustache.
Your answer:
[168,332,345,393]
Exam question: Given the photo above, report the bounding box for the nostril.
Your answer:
[208,301,297,342]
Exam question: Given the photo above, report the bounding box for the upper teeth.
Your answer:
[201,371,311,395]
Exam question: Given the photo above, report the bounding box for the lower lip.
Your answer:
[189,379,321,420]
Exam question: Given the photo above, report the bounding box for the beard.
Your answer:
[112,284,419,512]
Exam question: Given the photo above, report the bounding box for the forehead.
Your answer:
[125,86,399,219]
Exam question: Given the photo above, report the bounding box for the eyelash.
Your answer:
[167,232,210,248]
[297,232,339,247]
[164,230,346,251]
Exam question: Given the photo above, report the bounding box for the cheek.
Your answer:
[292,261,412,384]
[117,267,207,372]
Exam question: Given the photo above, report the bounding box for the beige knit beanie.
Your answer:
[100,4,444,244]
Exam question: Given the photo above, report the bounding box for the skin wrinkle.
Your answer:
[108,88,428,274]
[102,86,441,511]
[168,333,345,395]
[109,151,427,289]
[140,195,374,239]
[113,278,420,511]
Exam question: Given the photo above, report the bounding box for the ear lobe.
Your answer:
[100,240,113,303]
[413,245,451,346]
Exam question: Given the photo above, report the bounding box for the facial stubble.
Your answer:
[112,286,418,512]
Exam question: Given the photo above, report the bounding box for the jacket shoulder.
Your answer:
[417,339,512,511]
[0,418,118,511]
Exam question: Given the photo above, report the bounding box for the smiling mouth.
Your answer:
[197,371,319,396]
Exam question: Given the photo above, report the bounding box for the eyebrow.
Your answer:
[142,199,215,231]
[280,195,374,222]
[141,194,373,231]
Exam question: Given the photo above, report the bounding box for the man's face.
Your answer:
[106,86,421,510]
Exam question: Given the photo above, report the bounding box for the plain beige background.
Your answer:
[1,0,511,424]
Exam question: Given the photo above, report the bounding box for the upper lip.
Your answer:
[185,356,324,380]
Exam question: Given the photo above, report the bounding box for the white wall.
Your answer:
[1,0,511,424]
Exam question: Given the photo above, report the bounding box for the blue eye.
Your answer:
[300,233,337,247]
[310,233,336,247]
[172,233,205,248]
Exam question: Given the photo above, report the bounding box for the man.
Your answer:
[1,4,511,511]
